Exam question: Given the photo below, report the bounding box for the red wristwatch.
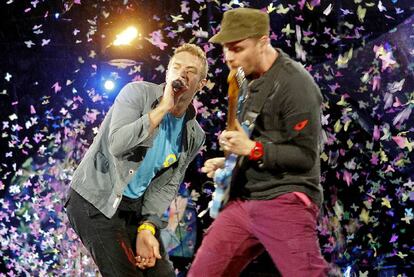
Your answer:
[249,141,264,161]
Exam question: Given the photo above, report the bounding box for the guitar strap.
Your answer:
[239,76,279,144]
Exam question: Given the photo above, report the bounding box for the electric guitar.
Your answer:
[209,67,247,218]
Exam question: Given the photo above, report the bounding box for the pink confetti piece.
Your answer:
[146,30,168,50]
[51,82,62,93]
[30,105,36,114]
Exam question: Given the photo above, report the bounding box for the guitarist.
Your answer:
[189,8,329,277]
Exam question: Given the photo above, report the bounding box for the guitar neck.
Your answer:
[226,101,237,131]
[226,71,239,131]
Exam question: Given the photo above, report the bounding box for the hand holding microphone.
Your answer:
[159,78,186,112]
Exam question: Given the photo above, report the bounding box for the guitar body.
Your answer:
[209,68,246,218]
[210,154,238,218]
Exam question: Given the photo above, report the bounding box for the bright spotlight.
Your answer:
[113,26,138,46]
[104,80,115,91]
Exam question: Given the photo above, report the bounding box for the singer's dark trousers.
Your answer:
[66,188,174,277]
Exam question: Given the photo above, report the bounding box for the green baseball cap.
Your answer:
[209,8,270,44]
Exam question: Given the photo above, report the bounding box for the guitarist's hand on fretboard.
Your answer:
[219,119,255,156]
[201,157,225,178]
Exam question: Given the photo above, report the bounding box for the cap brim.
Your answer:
[208,32,226,43]
[209,31,247,44]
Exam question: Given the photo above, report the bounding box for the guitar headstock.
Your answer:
[236,67,246,89]
[227,67,246,89]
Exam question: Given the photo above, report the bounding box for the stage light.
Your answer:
[101,25,143,68]
[104,80,115,91]
[54,13,60,19]
[113,26,139,46]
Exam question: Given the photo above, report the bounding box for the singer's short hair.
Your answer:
[170,43,208,80]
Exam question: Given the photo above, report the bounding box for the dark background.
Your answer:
[0,0,413,276]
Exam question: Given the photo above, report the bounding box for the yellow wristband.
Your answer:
[137,223,156,235]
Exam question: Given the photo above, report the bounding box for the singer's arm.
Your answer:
[109,83,151,157]
[148,101,170,134]
[109,82,172,158]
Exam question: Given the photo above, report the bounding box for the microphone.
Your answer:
[172,79,185,92]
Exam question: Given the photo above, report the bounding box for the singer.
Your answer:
[65,43,208,277]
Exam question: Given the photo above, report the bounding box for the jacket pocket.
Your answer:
[94,151,109,173]
[93,151,114,193]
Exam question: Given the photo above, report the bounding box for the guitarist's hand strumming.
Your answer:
[219,119,255,156]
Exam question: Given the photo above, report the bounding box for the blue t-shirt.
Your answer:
[123,113,186,199]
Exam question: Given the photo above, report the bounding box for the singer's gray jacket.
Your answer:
[68,81,205,229]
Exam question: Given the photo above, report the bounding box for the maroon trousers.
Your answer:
[188,192,329,277]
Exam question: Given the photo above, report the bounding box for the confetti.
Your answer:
[1,1,413,276]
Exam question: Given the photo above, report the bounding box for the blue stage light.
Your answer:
[104,80,115,91]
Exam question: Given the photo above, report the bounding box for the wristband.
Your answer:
[249,141,264,161]
[137,223,156,235]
